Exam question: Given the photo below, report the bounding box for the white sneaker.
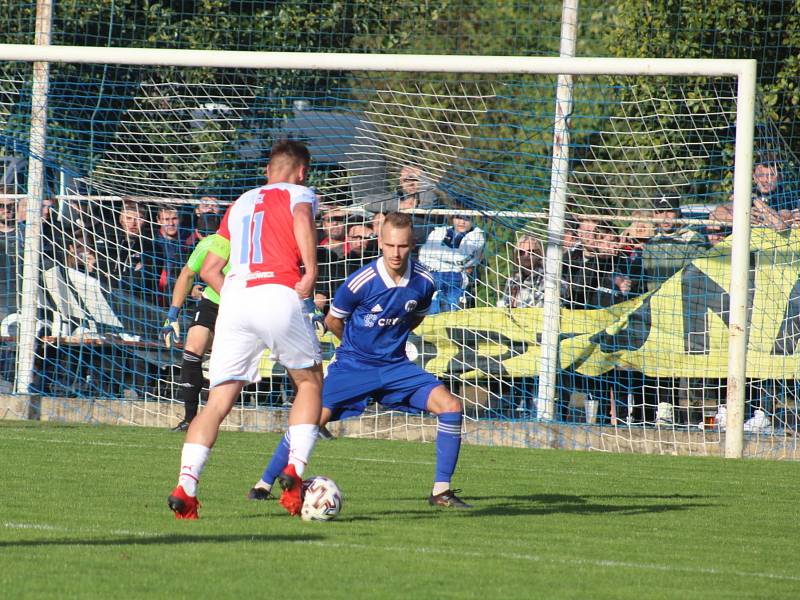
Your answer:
[715,405,727,432]
[656,402,673,426]
[744,409,773,434]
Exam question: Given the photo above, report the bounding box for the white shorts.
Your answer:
[208,281,321,388]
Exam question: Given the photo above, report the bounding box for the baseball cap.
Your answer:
[651,193,681,213]
[197,212,221,236]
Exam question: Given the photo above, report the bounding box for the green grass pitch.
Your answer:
[1,420,798,599]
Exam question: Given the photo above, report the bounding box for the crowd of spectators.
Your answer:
[491,156,798,429]
[0,156,798,429]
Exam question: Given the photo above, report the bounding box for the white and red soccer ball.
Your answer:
[301,476,343,522]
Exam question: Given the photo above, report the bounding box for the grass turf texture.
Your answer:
[1,421,798,599]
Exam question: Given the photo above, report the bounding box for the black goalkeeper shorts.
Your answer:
[188,297,219,333]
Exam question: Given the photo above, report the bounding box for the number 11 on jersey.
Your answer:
[239,210,265,265]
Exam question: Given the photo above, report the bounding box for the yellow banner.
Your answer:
[259,229,800,380]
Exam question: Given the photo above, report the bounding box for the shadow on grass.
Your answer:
[0,533,325,549]
[466,493,720,517]
[364,493,721,518]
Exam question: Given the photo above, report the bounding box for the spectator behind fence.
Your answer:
[396,165,439,210]
[639,193,707,292]
[153,205,188,305]
[184,196,220,246]
[615,210,654,299]
[97,200,156,295]
[639,193,708,427]
[710,157,793,231]
[367,165,441,245]
[318,205,347,255]
[563,217,631,309]
[561,220,634,425]
[315,206,348,308]
[342,223,378,276]
[498,235,545,308]
[418,213,486,313]
[751,154,797,221]
[65,234,98,277]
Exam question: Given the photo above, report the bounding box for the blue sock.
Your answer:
[261,432,290,486]
[435,412,463,484]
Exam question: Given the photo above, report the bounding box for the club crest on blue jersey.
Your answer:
[404,299,418,312]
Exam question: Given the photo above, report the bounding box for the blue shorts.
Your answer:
[323,357,443,422]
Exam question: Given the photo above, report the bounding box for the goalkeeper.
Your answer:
[160,213,229,431]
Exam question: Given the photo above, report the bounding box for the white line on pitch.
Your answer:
[0,433,443,468]
[0,431,755,483]
[3,521,163,538]
[292,540,800,583]
[0,433,591,474]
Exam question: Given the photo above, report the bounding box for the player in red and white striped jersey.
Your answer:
[167,140,323,519]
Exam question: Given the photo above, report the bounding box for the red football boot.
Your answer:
[277,464,303,516]
[167,485,200,520]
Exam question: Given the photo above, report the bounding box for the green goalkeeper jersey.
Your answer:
[186,233,230,305]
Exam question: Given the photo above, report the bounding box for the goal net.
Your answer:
[2,47,793,459]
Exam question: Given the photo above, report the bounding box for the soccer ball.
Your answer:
[301,476,343,522]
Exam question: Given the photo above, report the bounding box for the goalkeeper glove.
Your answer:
[161,306,181,348]
[302,297,327,336]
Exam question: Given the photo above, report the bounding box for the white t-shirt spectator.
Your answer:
[418,225,486,274]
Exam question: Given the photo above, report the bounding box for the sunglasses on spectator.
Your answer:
[0,203,14,210]
[323,216,344,222]
[350,235,373,240]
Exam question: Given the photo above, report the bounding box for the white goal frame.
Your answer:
[0,43,757,458]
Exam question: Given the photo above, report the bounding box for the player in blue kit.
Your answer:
[249,211,471,508]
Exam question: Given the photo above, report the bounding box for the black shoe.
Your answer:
[427,489,472,509]
[171,419,190,432]
[247,487,274,501]
[318,425,336,440]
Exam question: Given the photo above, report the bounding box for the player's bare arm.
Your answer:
[324,313,345,340]
[170,264,197,310]
[199,251,227,295]
[293,201,318,299]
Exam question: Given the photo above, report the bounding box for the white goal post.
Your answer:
[0,43,757,458]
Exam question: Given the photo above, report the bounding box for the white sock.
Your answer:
[254,479,272,492]
[432,482,450,496]
[288,424,319,478]
[178,443,210,497]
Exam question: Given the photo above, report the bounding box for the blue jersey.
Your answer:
[329,257,435,365]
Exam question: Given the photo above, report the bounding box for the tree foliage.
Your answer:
[1,0,800,207]
[599,0,800,159]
